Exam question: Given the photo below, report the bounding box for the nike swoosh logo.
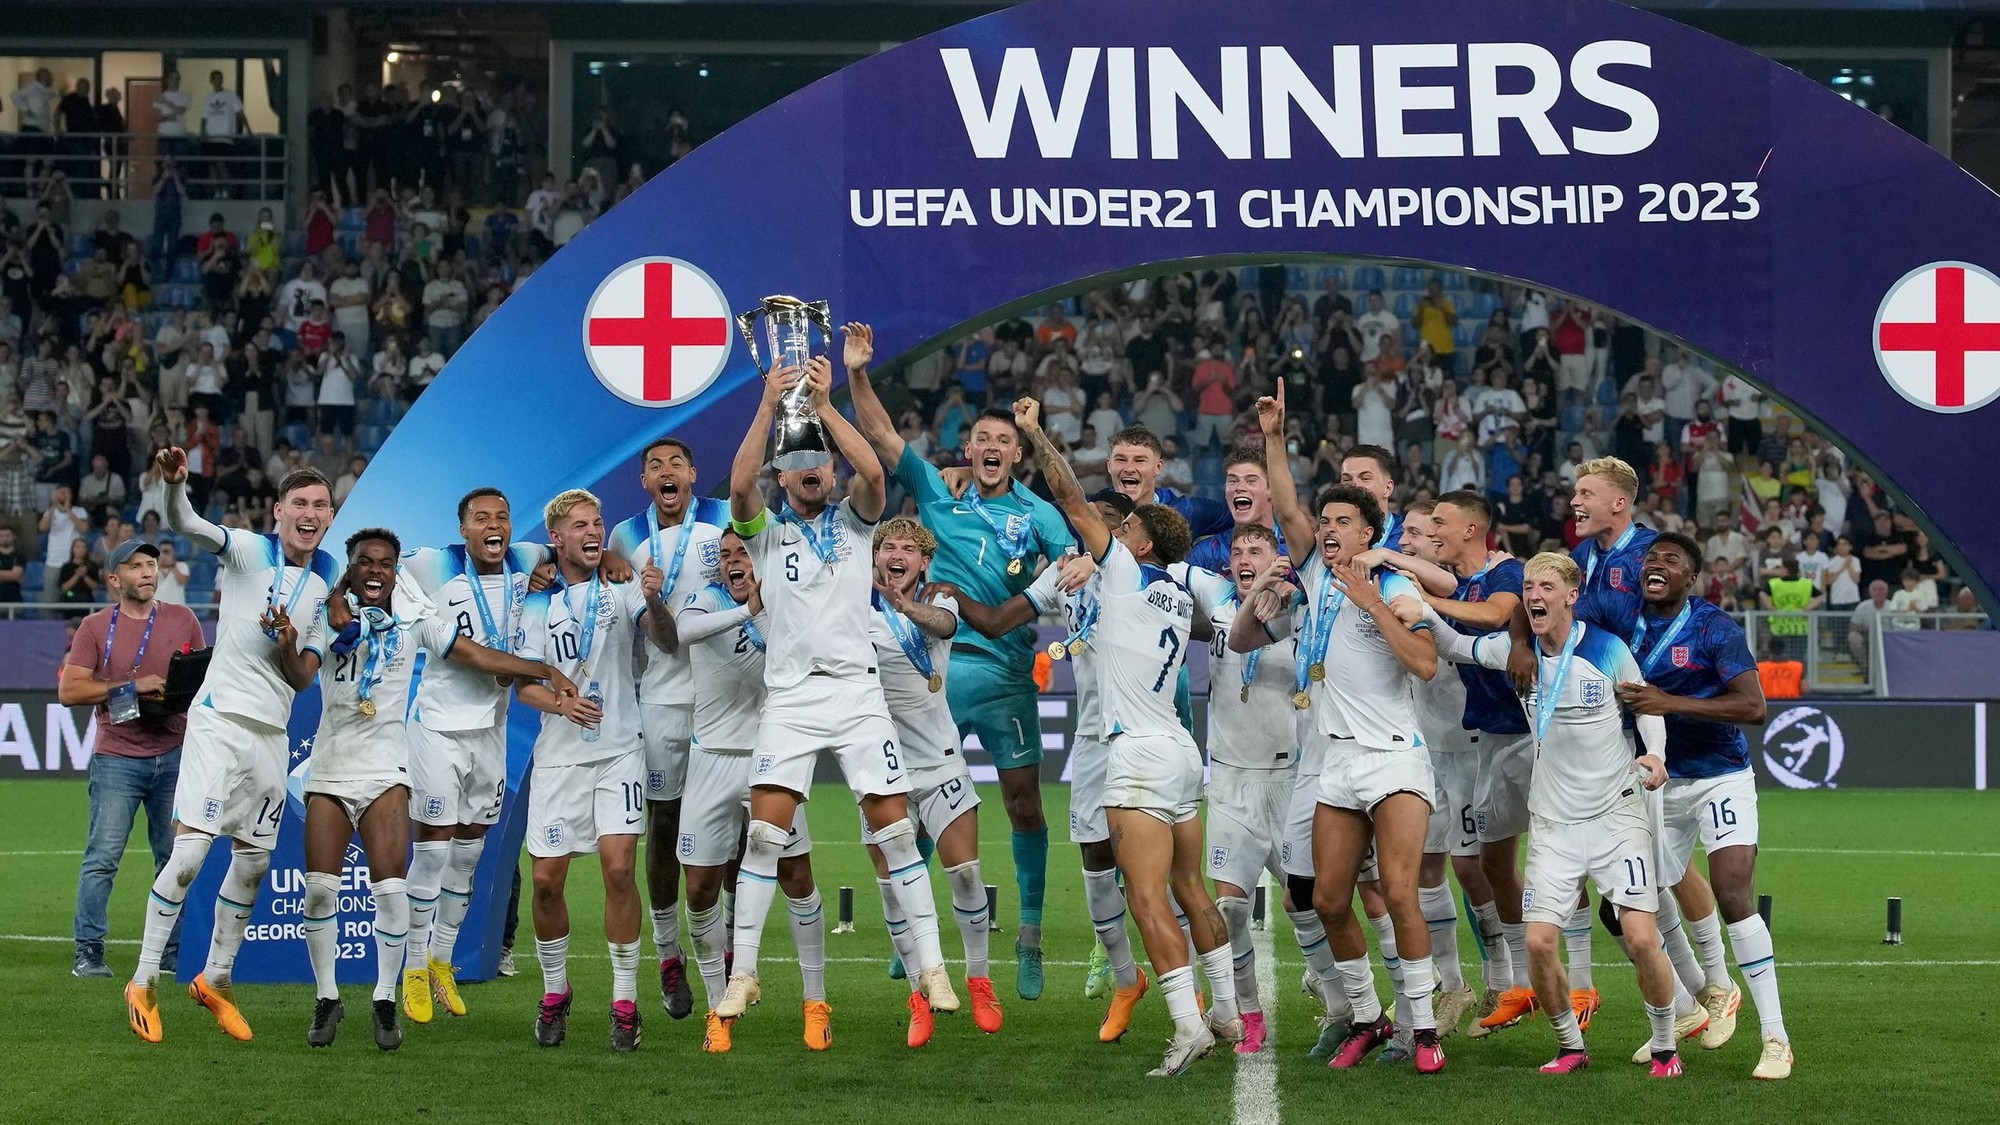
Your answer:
[1621,888,1646,897]
[624,817,643,826]
[900,877,921,889]
[950,506,976,516]
[1715,831,1735,841]
[155,910,175,918]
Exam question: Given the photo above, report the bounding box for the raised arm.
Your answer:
[1337,563,1435,680]
[1227,559,1296,654]
[1015,397,1107,560]
[1257,382,1314,563]
[677,597,753,643]
[808,356,884,523]
[731,364,798,525]
[1352,545,1459,598]
[890,587,957,639]
[155,446,227,554]
[447,637,576,698]
[639,563,679,655]
[841,322,906,467]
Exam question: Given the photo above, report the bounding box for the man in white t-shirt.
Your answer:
[422,260,470,357]
[1355,291,1401,364]
[278,261,328,335]
[1720,374,1763,461]
[1635,373,1668,446]
[405,336,445,390]
[525,174,560,243]
[1659,350,1715,449]
[328,259,373,360]
[199,70,247,196]
[153,70,193,156]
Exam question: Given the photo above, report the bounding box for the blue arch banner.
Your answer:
[201,0,2000,982]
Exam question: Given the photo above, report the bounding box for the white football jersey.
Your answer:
[196,526,337,729]
[1447,623,1648,823]
[1412,631,1472,754]
[1026,557,1102,742]
[312,598,457,785]
[1179,563,1296,770]
[517,576,648,767]
[679,584,767,753]
[609,498,729,706]
[1091,541,1196,744]
[401,542,545,731]
[740,501,879,690]
[1289,557,1428,752]
[868,591,960,772]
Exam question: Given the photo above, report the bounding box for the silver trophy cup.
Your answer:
[736,295,834,471]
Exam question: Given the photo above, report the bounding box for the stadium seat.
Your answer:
[1351,265,1385,291]
[340,207,365,231]
[171,257,200,284]
[462,235,481,260]
[337,232,361,258]
[1393,292,1419,318]
[1317,265,1347,290]
[1455,320,1482,349]
[68,232,92,257]
[283,229,307,256]
[1470,291,1502,320]
[63,257,81,276]
[1402,323,1420,349]
[1285,265,1312,291]
[1441,272,1468,291]
[1393,267,1429,290]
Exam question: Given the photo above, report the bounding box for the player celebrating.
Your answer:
[721,357,959,1031]
[1183,522,1297,1054]
[1184,448,1289,571]
[1615,533,1792,1080]
[865,517,1002,1042]
[1239,384,1445,1074]
[607,436,730,1019]
[297,528,570,1050]
[674,530,821,1054]
[1429,552,1685,1077]
[396,489,550,1023]
[124,450,339,1044]
[1018,396,1241,1078]
[844,323,1073,998]
[513,488,679,1052]
[1105,425,1232,537]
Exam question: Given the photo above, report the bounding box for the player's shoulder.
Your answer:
[310,547,341,585]
[607,513,645,552]
[692,496,732,528]
[1626,524,1662,558]
[1576,623,1633,672]
[1379,568,1422,604]
[1693,598,1748,644]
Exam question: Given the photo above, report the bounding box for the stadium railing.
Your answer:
[0,131,289,201]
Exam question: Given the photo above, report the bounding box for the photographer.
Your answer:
[59,541,207,979]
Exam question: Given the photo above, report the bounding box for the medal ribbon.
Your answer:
[781,504,840,564]
[1534,622,1586,743]
[101,605,157,679]
[965,490,1033,569]
[1294,566,1346,698]
[558,572,603,678]
[647,504,697,604]
[464,546,515,654]
[1582,522,1638,588]
[1633,599,1696,678]
[873,591,936,680]
[265,546,312,636]
[1223,586,1260,694]
[1060,590,1100,650]
[356,606,402,711]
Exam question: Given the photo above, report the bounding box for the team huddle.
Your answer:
[118,322,1794,1081]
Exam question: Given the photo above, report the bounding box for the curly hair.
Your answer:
[872,516,938,557]
[1132,502,1193,565]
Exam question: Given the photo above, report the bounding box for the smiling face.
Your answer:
[1522,567,1580,639]
[1399,510,1439,564]
[459,494,513,569]
[873,533,929,596]
[1108,441,1161,502]
[1641,539,1697,609]
[274,484,334,557]
[641,442,696,521]
[1317,501,1375,568]
[1570,472,1627,540]
[776,460,834,514]
[1224,461,1271,527]
[964,417,1023,492]
[718,531,757,603]
[550,501,605,572]
[1228,532,1279,597]
[350,538,398,609]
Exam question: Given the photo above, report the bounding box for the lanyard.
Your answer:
[1061,589,1100,649]
[965,489,1034,568]
[1583,523,1637,588]
[1223,587,1261,692]
[1295,566,1346,696]
[873,591,935,679]
[647,504,697,603]
[266,552,311,632]
[781,504,839,564]
[559,572,603,675]
[464,547,515,653]
[703,582,764,650]
[1634,599,1696,678]
[1534,622,1586,743]
[102,605,157,679]
[356,606,402,709]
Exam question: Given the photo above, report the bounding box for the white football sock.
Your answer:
[1655,894,1706,998]
[1549,1007,1586,1050]
[430,835,484,967]
[1471,900,1509,991]
[1419,881,1465,992]
[1686,907,1732,992]
[134,833,210,987]
[1565,903,1596,990]
[609,939,639,1005]
[405,839,449,967]
[945,860,990,979]
[1159,964,1203,1037]
[1728,915,1787,1041]
[1217,895,1259,1015]
[1197,942,1239,1023]
[1401,954,1438,1032]
[1647,1001,1678,1053]
[651,906,683,963]
[537,934,569,997]
[1169,890,1198,981]
[729,820,787,980]
[1335,955,1382,1024]
[1501,920,1529,990]
[1369,911,1408,1027]
[204,847,270,986]
[687,902,728,1006]
[303,871,341,1000]
[372,878,408,1003]
[788,890,827,1002]
[1286,908,1344,1018]
[872,819,944,974]
[1085,868,1139,989]
[878,878,921,995]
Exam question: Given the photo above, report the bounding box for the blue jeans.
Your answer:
[73,748,183,962]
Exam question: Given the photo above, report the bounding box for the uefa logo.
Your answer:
[1762,706,1846,789]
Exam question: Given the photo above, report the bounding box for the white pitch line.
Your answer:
[1232,885,1279,1125]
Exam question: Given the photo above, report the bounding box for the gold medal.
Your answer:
[1007,557,1023,575]
[928,673,943,693]
[1047,641,1068,660]
[1293,690,1312,710]
[1308,662,1326,683]
[359,699,377,718]
[1069,638,1088,656]
[1239,684,1251,703]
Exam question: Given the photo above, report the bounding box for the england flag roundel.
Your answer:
[581,257,733,408]
[1872,260,2000,415]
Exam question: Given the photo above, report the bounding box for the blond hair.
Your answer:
[872,516,937,557]
[1524,550,1582,589]
[1578,457,1640,501]
[543,488,603,528]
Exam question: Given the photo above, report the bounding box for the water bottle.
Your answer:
[580,680,604,744]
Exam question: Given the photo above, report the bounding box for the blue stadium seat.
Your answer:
[462,235,481,260]
[279,421,312,451]
[1455,320,1482,349]
[1236,267,1256,290]
[171,257,200,283]
[63,257,81,276]
[68,232,92,257]
[357,425,390,455]
[1402,323,1420,349]
[337,232,361,259]
[1317,265,1347,291]
[1470,291,1502,320]
[340,207,365,231]
[1441,272,1468,291]
[1393,267,1429,290]
[1351,265,1385,291]
[1393,292,1419,318]
[282,229,307,257]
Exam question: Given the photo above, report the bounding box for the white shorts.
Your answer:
[1103,731,1202,825]
[1522,795,1659,926]
[1475,732,1534,844]
[409,722,507,828]
[640,702,693,802]
[175,705,289,850]
[1279,732,1331,879]
[1425,749,1481,857]
[753,676,906,801]
[1068,735,1109,845]
[1315,744,1435,815]
[527,749,646,858]
[679,747,813,868]
[1659,770,1760,884]
[860,758,980,844]
[1205,762,1289,892]
[304,776,408,828]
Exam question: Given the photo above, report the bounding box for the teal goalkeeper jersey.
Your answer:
[896,445,1075,668]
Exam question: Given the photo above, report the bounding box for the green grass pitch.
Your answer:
[3,782,1996,1124]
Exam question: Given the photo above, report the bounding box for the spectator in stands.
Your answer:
[296,300,334,360]
[25,203,65,294]
[1756,640,1804,701]
[198,70,248,198]
[423,258,470,356]
[317,332,361,435]
[1753,526,1793,584]
[153,539,189,605]
[39,482,88,607]
[11,68,57,184]
[277,259,326,335]
[77,453,125,524]
[55,536,99,618]
[148,157,185,260]
[404,333,444,396]
[1910,530,1949,599]
[0,525,22,604]
[31,409,76,504]
[1352,357,1397,450]
[1942,587,1986,629]
[1886,566,1933,630]
[551,182,591,247]
[1721,371,1762,461]
[1859,508,1911,589]
[196,214,239,310]
[335,454,368,505]
[1705,510,1750,598]
[1848,578,1891,665]
[1189,344,1237,451]
[153,70,192,163]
